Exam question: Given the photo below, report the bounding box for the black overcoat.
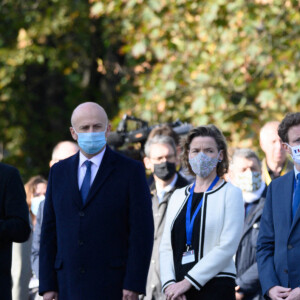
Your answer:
[0,163,31,300]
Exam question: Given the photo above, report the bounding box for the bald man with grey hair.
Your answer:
[49,141,79,167]
[39,102,154,300]
[260,121,293,185]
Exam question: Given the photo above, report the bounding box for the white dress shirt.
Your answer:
[155,173,178,204]
[78,148,106,190]
[294,166,299,180]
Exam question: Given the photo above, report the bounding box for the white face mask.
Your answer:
[285,143,300,164]
[234,171,262,193]
[31,195,45,216]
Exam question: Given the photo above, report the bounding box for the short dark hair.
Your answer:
[278,113,300,143]
[181,125,229,177]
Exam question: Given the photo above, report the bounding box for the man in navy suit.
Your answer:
[0,163,31,300]
[257,112,300,300]
[39,102,154,300]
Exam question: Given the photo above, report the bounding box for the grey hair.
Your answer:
[230,148,261,168]
[144,135,177,158]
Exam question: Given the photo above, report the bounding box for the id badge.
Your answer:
[181,250,195,265]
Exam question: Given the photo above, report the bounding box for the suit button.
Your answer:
[80,268,85,274]
[284,269,288,274]
[78,240,84,246]
[79,211,85,217]
[288,244,293,250]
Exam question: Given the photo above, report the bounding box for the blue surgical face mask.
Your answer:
[31,195,45,216]
[74,127,107,155]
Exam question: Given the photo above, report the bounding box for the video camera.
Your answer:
[107,114,193,155]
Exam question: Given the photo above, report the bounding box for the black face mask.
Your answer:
[153,161,176,181]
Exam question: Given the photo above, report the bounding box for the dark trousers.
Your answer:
[185,277,235,300]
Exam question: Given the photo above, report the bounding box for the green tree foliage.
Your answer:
[0,0,299,179]
[91,0,300,148]
[0,0,125,179]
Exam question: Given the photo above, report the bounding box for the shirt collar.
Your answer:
[79,147,106,168]
[294,166,300,180]
[156,173,178,195]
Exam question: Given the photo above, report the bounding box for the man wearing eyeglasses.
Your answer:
[143,135,188,300]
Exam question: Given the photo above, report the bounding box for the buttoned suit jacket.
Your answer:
[0,163,31,300]
[39,147,154,300]
[257,170,300,297]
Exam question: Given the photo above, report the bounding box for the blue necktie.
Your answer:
[292,173,300,219]
[80,160,92,204]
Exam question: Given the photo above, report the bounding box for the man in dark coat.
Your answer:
[143,135,188,299]
[39,102,154,300]
[229,148,266,300]
[0,163,31,300]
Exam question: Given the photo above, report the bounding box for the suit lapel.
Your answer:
[290,172,300,233]
[84,146,117,206]
[240,200,261,240]
[281,171,294,233]
[69,152,82,209]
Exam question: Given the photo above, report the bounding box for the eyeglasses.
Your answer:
[150,154,176,163]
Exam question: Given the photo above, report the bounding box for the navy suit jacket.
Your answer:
[257,170,300,296]
[0,163,31,300]
[39,147,154,300]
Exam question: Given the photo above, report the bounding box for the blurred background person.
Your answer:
[30,141,78,300]
[48,140,79,167]
[260,121,293,185]
[147,124,194,185]
[142,135,188,299]
[229,148,266,300]
[25,176,48,229]
[160,125,244,300]
[11,176,47,300]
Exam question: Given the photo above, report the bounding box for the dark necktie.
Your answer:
[80,160,92,204]
[292,173,300,219]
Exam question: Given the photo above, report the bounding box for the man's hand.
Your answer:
[122,289,139,300]
[286,287,300,300]
[164,279,191,300]
[43,291,58,300]
[268,286,291,300]
[235,285,244,300]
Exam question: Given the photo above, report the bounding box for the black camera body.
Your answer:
[107,114,193,153]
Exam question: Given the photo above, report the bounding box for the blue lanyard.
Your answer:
[185,176,219,248]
